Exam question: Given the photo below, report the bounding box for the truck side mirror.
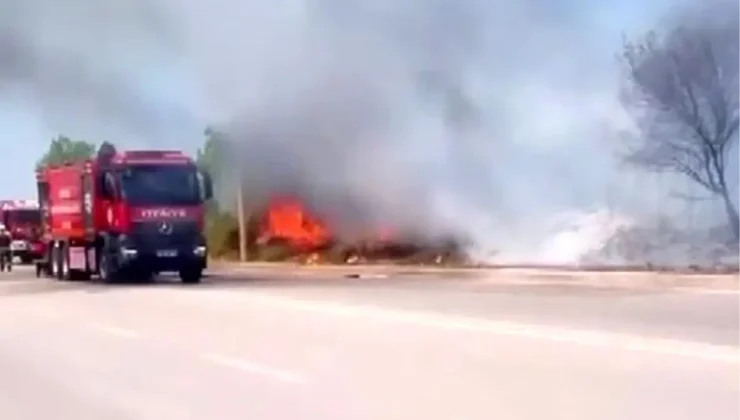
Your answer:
[200,171,213,201]
[100,172,118,200]
[96,174,109,199]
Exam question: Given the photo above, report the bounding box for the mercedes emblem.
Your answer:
[158,221,173,235]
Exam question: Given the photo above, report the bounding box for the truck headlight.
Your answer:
[118,235,137,257]
[193,245,207,256]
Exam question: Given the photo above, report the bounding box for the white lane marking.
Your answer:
[673,288,739,295]
[473,279,597,287]
[0,279,44,287]
[198,291,739,364]
[202,353,306,384]
[94,325,142,339]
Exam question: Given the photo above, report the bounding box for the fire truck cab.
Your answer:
[0,200,43,264]
[36,143,213,283]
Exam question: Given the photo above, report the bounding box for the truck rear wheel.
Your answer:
[52,244,65,280]
[179,267,203,284]
[61,244,72,280]
[42,245,54,278]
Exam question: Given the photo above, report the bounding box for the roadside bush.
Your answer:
[205,211,240,258]
[255,241,297,261]
[204,207,471,266]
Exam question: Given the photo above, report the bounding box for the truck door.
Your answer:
[81,169,94,234]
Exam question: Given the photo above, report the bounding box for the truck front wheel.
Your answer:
[179,267,203,284]
[98,253,119,284]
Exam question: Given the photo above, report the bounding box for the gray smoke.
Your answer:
[1,0,735,265]
[187,0,639,257]
[216,1,492,241]
[0,0,194,143]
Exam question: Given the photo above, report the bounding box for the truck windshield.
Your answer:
[7,210,40,225]
[119,165,201,205]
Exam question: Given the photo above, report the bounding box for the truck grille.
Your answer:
[130,221,200,251]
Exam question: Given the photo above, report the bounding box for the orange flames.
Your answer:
[259,197,331,250]
[256,195,466,265]
[258,196,398,250]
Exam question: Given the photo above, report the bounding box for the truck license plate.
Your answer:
[156,250,177,258]
[10,241,26,251]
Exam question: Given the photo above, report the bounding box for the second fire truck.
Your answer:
[0,200,43,264]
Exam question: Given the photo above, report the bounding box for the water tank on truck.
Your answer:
[36,143,214,283]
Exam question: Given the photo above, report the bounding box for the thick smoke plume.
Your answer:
[179,0,651,263]
[0,0,736,266]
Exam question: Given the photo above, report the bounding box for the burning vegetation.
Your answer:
[208,195,470,266]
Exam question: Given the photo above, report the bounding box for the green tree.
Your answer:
[36,135,96,170]
[196,128,224,178]
[198,126,241,258]
[197,126,227,212]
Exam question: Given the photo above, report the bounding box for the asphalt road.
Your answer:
[0,266,736,420]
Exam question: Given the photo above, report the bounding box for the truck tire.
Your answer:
[179,267,203,284]
[139,270,155,284]
[98,252,119,284]
[53,244,65,281]
[20,256,33,265]
[61,244,72,280]
[43,245,55,278]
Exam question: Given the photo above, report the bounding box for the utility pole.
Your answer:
[215,125,247,263]
[237,173,247,262]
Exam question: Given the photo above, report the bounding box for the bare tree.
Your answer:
[620,1,739,241]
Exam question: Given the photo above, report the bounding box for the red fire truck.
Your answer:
[36,143,213,283]
[0,200,44,264]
